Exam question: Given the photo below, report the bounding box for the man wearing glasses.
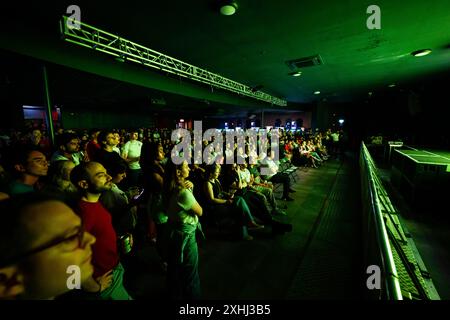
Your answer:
[70,161,132,300]
[0,193,96,299]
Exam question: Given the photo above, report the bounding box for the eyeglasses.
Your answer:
[0,225,86,267]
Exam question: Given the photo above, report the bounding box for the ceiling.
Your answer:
[1,0,450,108]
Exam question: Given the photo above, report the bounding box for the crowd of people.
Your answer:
[0,125,343,300]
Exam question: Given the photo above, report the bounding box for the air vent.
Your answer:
[286,54,323,70]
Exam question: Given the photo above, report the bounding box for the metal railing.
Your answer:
[360,141,403,299]
[360,141,440,300]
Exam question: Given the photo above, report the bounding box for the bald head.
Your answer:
[70,162,112,194]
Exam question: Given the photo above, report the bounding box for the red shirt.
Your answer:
[76,200,119,278]
[86,141,101,162]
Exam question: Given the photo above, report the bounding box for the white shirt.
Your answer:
[50,151,82,166]
[261,157,279,179]
[239,168,251,185]
[122,140,143,170]
[331,132,340,142]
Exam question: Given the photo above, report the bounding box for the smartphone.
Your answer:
[133,188,144,200]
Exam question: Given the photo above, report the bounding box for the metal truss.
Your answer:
[59,16,287,106]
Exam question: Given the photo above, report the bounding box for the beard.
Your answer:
[87,181,112,194]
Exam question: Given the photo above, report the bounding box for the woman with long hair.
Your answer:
[144,142,168,269]
[204,164,261,240]
[164,160,203,299]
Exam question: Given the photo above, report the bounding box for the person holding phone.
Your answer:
[100,162,137,253]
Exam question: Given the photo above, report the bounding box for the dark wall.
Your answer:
[316,73,450,149]
[312,101,351,131]
[61,106,155,130]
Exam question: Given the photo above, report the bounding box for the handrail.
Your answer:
[360,142,403,300]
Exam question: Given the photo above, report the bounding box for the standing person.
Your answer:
[42,160,78,207]
[164,161,203,299]
[70,162,132,300]
[330,130,340,158]
[86,129,101,162]
[93,130,127,176]
[112,132,122,155]
[144,142,168,269]
[0,193,96,300]
[100,161,137,245]
[7,146,49,195]
[50,132,82,165]
[122,130,143,187]
[26,129,51,156]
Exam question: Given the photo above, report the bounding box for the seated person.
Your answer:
[260,151,295,201]
[246,162,287,216]
[203,164,260,241]
[237,162,274,222]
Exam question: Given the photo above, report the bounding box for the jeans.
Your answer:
[167,223,201,300]
[269,173,291,198]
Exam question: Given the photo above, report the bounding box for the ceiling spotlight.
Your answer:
[388,84,396,88]
[411,49,432,57]
[220,1,238,16]
[314,91,320,95]
[289,71,302,77]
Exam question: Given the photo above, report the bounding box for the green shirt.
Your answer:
[9,181,34,195]
[167,188,198,226]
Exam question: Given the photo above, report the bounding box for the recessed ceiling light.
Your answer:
[289,71,302,77]
[314,91,320,95]
[411,49,432,57]
[220,1,238,15]
[388,84,396,88]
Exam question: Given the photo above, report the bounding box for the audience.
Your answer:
[0,125,337,300]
